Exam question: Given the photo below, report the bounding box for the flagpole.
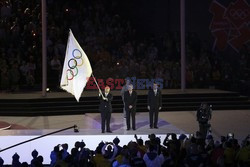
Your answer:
[41,0,47,97]
[91,73,104,99]
[180,0,186,91]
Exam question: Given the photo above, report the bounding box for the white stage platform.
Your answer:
[0,112,186,165]
[0,130,183,165]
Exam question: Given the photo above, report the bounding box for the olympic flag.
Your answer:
[60,30,92,102]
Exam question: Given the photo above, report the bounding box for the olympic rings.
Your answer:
[68,58,77,69]
[67,69,74,80]
[72,49,82,59]
[66,49,83,80]
[76,57,84,66]
[66,67,78,80]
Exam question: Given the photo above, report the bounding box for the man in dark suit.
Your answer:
[99,86,113,133]
[124,84,137,130]
[196,103,212,139]
[121,79,130,118]
[147,83,162,129]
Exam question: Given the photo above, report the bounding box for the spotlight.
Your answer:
[46,88,50,92]
[227,133,234,139]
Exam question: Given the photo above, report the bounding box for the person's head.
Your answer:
[71,148,78,156]
[53,145,60,152]
[105,86,110,94]
[149,133,156,141]
[113,137,120,145]
[31,149,38,158]
[62,143,68,150]
[95,146,102,154]
[80,141,86,148]
[74,141,81,149]
[128,84,133,92]
[171,133,177,140]
[201,103,208,109]
[37,155,43,164]
[125,79,130,85]
[137,139,144,146]
[107,145,113,152]
[153,83,158,90]
[12,153,20,161]
[98,141,105,148]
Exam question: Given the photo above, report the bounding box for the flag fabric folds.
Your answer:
[60,30,92,102]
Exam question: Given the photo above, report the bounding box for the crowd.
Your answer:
[0,0,249,93]
[0,132,250,167]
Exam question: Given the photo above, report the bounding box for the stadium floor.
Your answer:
[0,109,249,141]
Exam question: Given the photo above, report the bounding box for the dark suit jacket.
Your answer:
[99,93,113,112]
[147,89,162,110]
[196,107,211,123]
[124,91,137,111]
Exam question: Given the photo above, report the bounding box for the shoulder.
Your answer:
[124,91,129,97]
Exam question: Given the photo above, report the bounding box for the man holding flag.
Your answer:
[60,29,93,102]
[99,86,113,133]
[61,29,110,133]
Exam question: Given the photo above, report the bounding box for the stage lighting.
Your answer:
[74,125,79,133]
[227,132,234,139]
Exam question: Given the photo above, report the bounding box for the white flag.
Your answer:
[60,30,92,102]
